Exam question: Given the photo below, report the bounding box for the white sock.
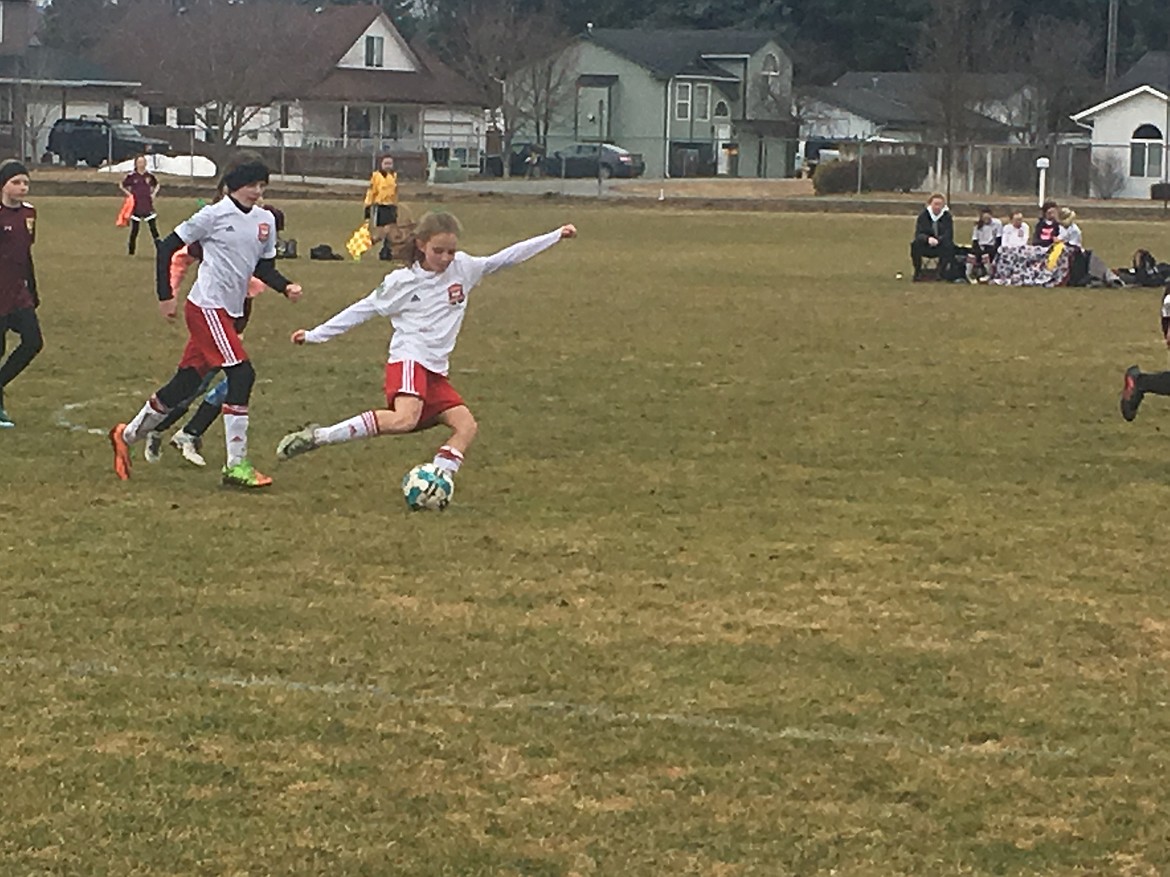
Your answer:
[124,396,168,445]
[432,444,464,475]
[223,405,248,466]
[313,411,379,446]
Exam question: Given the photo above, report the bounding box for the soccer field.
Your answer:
[4,195,1170,876]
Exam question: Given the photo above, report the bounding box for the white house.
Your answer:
[95,4,486,168]
[1068,51,1170,199]
[1072,85,1170,199]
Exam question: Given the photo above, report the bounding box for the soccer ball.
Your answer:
[401,463,454,511]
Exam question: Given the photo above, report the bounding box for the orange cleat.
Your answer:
[109,423,132,481]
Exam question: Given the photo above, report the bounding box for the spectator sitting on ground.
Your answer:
[910,193,955,281]
[1033,200,1060,246]
[999,210,1030,250]
[1057,207,1082,248]
[967,205,1003,283]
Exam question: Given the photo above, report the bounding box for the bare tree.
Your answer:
[427,0,573,170]
[101,0,317,154]
[507,45,580,151]
[1022,17,1100,148]
[917,0,1017,198]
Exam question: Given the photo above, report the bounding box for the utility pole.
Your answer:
[1105,0,1120,87]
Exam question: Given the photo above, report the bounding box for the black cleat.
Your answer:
[1121,365,1143,422]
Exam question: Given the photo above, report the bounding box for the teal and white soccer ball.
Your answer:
[401,463,454,511]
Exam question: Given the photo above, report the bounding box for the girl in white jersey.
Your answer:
[275,212,577,484]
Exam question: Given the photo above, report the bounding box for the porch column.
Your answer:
[342,104,349,148]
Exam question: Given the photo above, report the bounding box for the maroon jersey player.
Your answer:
[0,159,42,428]
[119,155,160,255]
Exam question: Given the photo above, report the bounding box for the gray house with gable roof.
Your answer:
[508,28,796,178]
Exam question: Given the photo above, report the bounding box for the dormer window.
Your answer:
[365,35,384,68]
[762,53,780,75]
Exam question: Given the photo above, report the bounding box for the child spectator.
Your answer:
[1033,201,1060,246]
[999,211,1030,250]
[967,206,1003,283]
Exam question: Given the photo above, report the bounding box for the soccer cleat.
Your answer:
[0,407,14,428]
[276,424,320,461]
[144,431,163,463]
[1121,365,1143,422]
[170,431,207,467]
[109,423,132,480]
[221,459,273,488]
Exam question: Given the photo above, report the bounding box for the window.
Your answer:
[176,107,196,127]
[147,106,167,126]
[107,101,124,120]
[714,100,730,118]
[694,84,710,122]
[383,110,399,140]
[675,82,691,121]
[1130,124,1164,178]
[365,35,384,68]
[279,104,290,129]
[0,90,12,125]
[762,53,781,75]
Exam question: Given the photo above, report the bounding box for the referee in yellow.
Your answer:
[363,154,399,261]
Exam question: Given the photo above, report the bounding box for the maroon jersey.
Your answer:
[0,202,35,316]
[122,171,158,216]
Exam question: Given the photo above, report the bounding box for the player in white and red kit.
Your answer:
[108,156,303,487]
[275,211,576,483]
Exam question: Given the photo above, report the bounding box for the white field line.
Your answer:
[0,656,1076,760]
[53,383,275,436]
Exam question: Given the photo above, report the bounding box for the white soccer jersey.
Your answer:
[1058,223,1083,248]
[1000,222,1029,249]
[303,229,564,374]
[972,218,1003,247]
[176,198,278,317]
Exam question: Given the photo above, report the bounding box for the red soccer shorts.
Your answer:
[179,299,248,375]
[384,359,465,429]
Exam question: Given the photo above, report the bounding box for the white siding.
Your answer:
[337,18,417,71]
[1082,91,1170,198]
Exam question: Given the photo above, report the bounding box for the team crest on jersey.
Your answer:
[258,223,271,242]
[447,283,465,305]
[25,217,35,235]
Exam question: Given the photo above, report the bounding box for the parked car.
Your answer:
[544,143,645,179]
[48,117,171,168]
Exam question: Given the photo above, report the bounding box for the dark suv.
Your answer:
[48,117,171,168]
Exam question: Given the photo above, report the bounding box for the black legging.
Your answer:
[128,216,160,254]
[0,306,44,406]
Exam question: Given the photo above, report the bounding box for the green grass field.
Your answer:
[3,194,1170,876]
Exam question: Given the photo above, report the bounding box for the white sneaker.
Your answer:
[144,431,163,463]
[170,431,207,467]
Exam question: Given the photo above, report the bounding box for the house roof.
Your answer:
[89,3,479,107]
[0,46,138,87]
[804,85,1012,135]
[1071,85,1168,122]
[834,71,1030,101]
[1111,51,1170,94]
[584,28,782,79]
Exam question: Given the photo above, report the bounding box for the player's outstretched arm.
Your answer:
[479,225,576,276]
[297,293,383,345]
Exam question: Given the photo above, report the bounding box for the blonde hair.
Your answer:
[410,211,463,264]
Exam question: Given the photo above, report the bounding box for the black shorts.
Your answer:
[373,205,398,227]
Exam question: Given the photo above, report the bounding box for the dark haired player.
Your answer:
[0,159,42,428]
[108,157,303,487]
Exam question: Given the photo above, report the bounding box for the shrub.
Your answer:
[1089,153,1126,200]
[1151,182,1170,202]
[813,153,930,195]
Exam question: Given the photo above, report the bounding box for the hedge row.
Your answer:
[812,154,931,195]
